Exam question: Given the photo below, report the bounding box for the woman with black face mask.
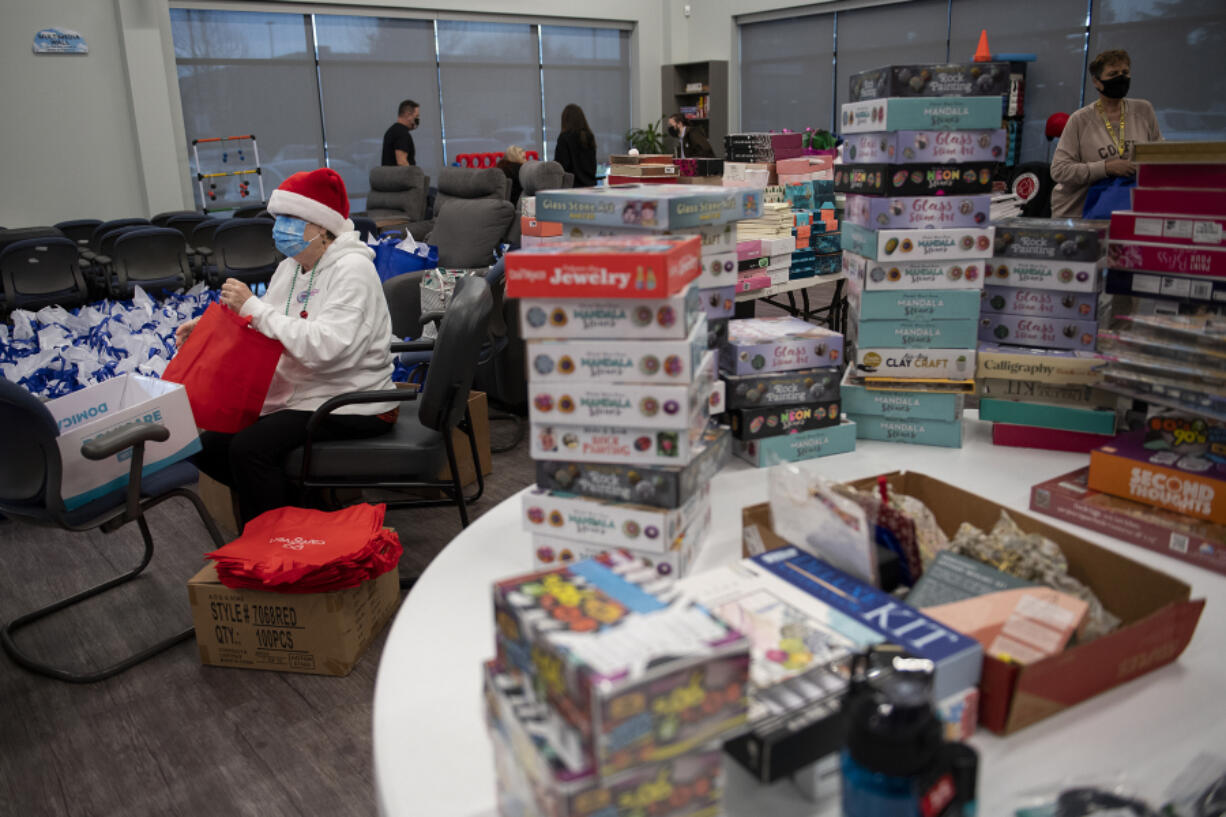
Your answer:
[1050,49,1162,217]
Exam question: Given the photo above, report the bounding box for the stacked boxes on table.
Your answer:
[482,554,750,815]
[720,316,852,466]
[606,153,679,186]
[542,184,763,340]
[735,202,795,293]
[978,217,1115,451]
[519,196,564,249]
[674,157,726,186]
[839,63,1006,448]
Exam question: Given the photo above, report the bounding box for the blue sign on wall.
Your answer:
[34,28,89,54]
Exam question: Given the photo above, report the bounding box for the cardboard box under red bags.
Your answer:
[742,471,1205,736]
[506,235,702,298]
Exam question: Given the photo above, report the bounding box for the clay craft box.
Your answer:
[992,217,1107,263]
[984,257,1101,293]
[854,348,976,380]
[842,129,1006,165]
[980,286,1098,320]
[843,251,985,291]
[720,317,844,375]
[519,285,702,340]
[527,318,707,384]
[844,193,992,230]
[840,96,1004,134]
[841,223,995,262]
[535,184,763,230]
[729,400,841,441]
[834,164,995,197]
[534,426,730,510]
[1107,240,1226,279]
[505,235,701,299]
[977,314,1098,351]
[975,344,1105,385]
[733,419,858,467]
[849,413,964,448]
[849,62,1012,100]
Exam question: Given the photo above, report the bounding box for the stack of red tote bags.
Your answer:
[205,503,403,593]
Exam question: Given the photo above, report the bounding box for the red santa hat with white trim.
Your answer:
[267,167,354,235]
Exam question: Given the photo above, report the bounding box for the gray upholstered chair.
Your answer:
[423,168,516,269]
[363,165,430,232]
[506,160,570,246]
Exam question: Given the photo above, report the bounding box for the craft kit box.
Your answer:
[1108,240,1226,278]
[841,222,995,262]
[562,220,738,255]
[47,374,201,510]
[492,558,749,779]
[535,426,729,510]
[729,399,841,441]
[841,371,964,422]
[733,419,858,467]
[854,288,981,321]
[842,129,1006,164]
[992,423,1113,454]
[1131,188,1226,218]
[1090,431,1226,525]
[187,562,399,677]
[849,414,964,448]
[1105,269,1226,306]
[978,314,1098,351]
[834,165,994,197]
[532,504,712,579]
[535,184,763,230]
[976,343,1104,384]
[521,485,710,553]
[505,235,701,299]
[844,193,991,230]
[984,257,1100,293]
[721,317,844,375]
[849,62,1012,100]
[980,285,1097,320]
[1134,162,1226,190]
[746,471,1206,735]
[723,365,841,409]
[528,318,707,383]
[854,348,975,380]
[1109,211,1226,248]
[1031,467,1226,578]
[699,284,736,320]
[529,411,709,466]
[844,251,985,291]
[856,317,979,349]
[699,252,738,288]
[839,96,1004,133]
[529,355,714,429]
[992,217,1107,263]
[519,285,702,340]
[979,397,1116,435]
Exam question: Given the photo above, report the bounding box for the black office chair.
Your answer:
[108,227,193,298]
[0,379,224,683]
[0,236,90,316]
[54,219,103,250]
[231,202,269,219]
[352,216,380,242]
[285,276,494,531]
[205,218,279,288]
[151,210,199,228]
[80,219,150,295]
[188,217,224,279]
[0,226,64,256]
[164,213,211,245]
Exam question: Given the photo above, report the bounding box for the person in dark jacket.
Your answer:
[667,113,715,159]
[553,103,597,187]
[495,144,527,206]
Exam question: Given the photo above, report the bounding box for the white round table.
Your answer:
[373,414,1226,816]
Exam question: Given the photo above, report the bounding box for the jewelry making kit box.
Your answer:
[844,251,985,291]
[535,184,763,230]
[834,165,995,197]
[505,235,702,299]
[844,193,992,230]
[720,317,844,375]
[841,222,995,262]
[519,284,702,340]
[839,96,1004,133]
[842,129,1006,164]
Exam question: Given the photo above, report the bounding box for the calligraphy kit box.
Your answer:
[720,317,844,375]
[841,371,964,422]
[839,96,1003,134]
[844,193,992,230]
[842,129,1006,164]
[980,285,1097,320]
[849,62,1012,100]
[1089,431,1226,525]
[977,314,1098,351]
[723,366,841,409]
[975,343,1104,384]
[519,285,702,340]
[505,235,701,299]
[729,400,841,441]
[992,217,1107,263]
[1109,210,1226,248]
[534,426,730,511]
[491,558,749,780]
[853,348,976,380]
[1131,188,1226,219]
[733,419,858,467]
[528,318,707,383]
[849,414,964,448]
[1107,239,1226,278]
[854,288,981,322]
[978,397,1116,435]
[844,251,985,291]
[841,222,995,262]
[984,256,1100,293]
[856,317,979,349]
[536,184,763,230]
[531,504,712,580]
[834,164,995,197]
[520,485,710,553]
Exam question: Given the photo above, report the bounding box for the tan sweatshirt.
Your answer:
[1049,98,1162,217]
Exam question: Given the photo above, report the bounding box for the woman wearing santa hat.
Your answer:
[178,167,398,527]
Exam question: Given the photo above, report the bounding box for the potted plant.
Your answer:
[625,118,666,154]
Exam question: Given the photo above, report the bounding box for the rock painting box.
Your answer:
[848,62,1012,100]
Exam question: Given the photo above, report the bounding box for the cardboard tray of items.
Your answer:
[740,470,1205,736]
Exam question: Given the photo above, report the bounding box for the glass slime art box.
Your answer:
[720,317,844,375]
[535,184,764,230]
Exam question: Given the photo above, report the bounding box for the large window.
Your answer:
[170,9,632,212]
[739,15,835,134]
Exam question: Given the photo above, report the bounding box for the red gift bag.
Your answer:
[163,302,283,433]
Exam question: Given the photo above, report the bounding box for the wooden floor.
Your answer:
[0,422,534,817]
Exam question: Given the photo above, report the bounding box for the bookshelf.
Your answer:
[661,60,728,158]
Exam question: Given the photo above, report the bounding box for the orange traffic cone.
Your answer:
[973,29,992,62]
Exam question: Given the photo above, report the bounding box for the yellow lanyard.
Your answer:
[1096,99,1126,157]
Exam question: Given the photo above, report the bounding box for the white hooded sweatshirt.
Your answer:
[240,231,396,415]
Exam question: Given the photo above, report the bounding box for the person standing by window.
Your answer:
[382,99,420,167]
[1050,50,1162,217]
[553,103,597,187]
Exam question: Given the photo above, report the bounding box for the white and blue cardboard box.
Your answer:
[46,374,201,509]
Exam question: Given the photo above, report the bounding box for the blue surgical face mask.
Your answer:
[272,215,317,257]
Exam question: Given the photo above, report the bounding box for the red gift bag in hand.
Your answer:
[163,302,283,433]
